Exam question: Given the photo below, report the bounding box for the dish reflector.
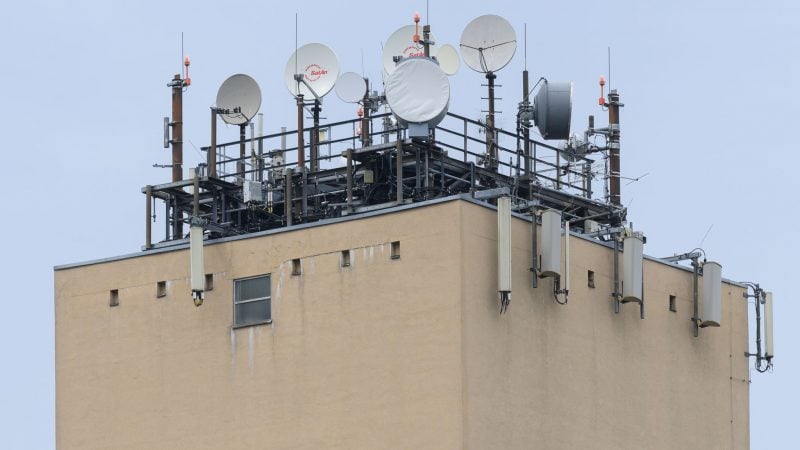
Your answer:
[216,74,262,125]
[284,43,340,98]
[437,44,460,76]
[385,57,450,127]
[335,72,367,103]
[383,25,439,75]
[460,15,517,73]
[534,81,573,140]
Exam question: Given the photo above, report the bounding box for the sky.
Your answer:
[0,0,797,448]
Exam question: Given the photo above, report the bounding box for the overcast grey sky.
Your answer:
[1,0,796,448]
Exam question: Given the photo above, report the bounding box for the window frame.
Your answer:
[233,274,272,328]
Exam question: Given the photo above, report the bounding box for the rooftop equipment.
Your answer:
[460,14,516,170]
[621,231,644,303]
[700,261,722,327]
[497,196,512,313]
[384,57,450,137]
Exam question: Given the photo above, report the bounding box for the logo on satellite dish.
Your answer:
[304,64,328,82]
[402,45,425,58]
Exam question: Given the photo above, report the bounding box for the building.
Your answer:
[54,15,772,449]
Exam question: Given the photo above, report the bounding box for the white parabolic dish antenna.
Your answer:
[216,74,262,125]
[385,58,450,128]
[437,44,460,76]
[284,43,340,98]
[335,72,367,103]
[382,25,439,75]
[459,15,517,73]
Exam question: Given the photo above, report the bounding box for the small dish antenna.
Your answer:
[216,74,262,125]
[534,81,573,140]
[459,15,517,73]
[335,72,367,103]
[385,57,450,137]
[382,25,439,75]
[284,43,340,99]
[436,44,460,76]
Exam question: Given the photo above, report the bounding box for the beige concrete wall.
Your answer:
[56,202,465,450]
[56,199,750,449]
[458,201,749,450]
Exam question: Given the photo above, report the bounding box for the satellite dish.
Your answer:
[534,81,573,140]
[335,72,367,103]
[284,43,340,99]
[437,44,460,76]
[459,15,517,73]
[382,25,439,75]
[385,58,450,133]
[216,74,262,125]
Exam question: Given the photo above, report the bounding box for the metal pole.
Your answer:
[522,70,531,176]
[171,74,183,183]
[311,99,321,172]
[209,108,217,178]
[257,113,264,182]
[284,168,293,226]
[346,149,353,212]
[238,123,246,182]
[296,95,305,169]
[396,132,403,202]
[608,89,622,206]
[193,173,200,217]
[486,71,497,171]
[145,185,152,249]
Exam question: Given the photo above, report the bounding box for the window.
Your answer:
[391,241,401,259]
[292,258,302,276]
[669,295,677,312]
[341,250,351,267]
[205,274,214,291]
[109,289,119,307]
[156,281,166,298]
[234,275,271,327]
[587,270,595,289]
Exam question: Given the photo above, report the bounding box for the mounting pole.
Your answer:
[608,89,622,206]
[486,71,498,171]
[296,94,305,169]
[168,73,188,239]
[311,99,321,172]
[522,70,531,176]
[209,108,217,178]
[396,130,403,202]
[238,123,246,182]
[169,74,184,183]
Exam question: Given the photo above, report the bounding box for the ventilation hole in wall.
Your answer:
[292,258,302,276]
[391,241,401,260]
[588,270,595,289]
[156,281,166,298]
[341,250,351,267]
[205,274,214,291]
[109,289,119,307]
[669,294,677,312]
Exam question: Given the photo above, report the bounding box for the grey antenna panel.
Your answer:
[216,74,262,125]
[535,81,573,140]
[335,72,367,103]
[460,15,517,73]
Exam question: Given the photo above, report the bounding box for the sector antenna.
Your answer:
[459,14,517,170]
[284,43,340,172]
